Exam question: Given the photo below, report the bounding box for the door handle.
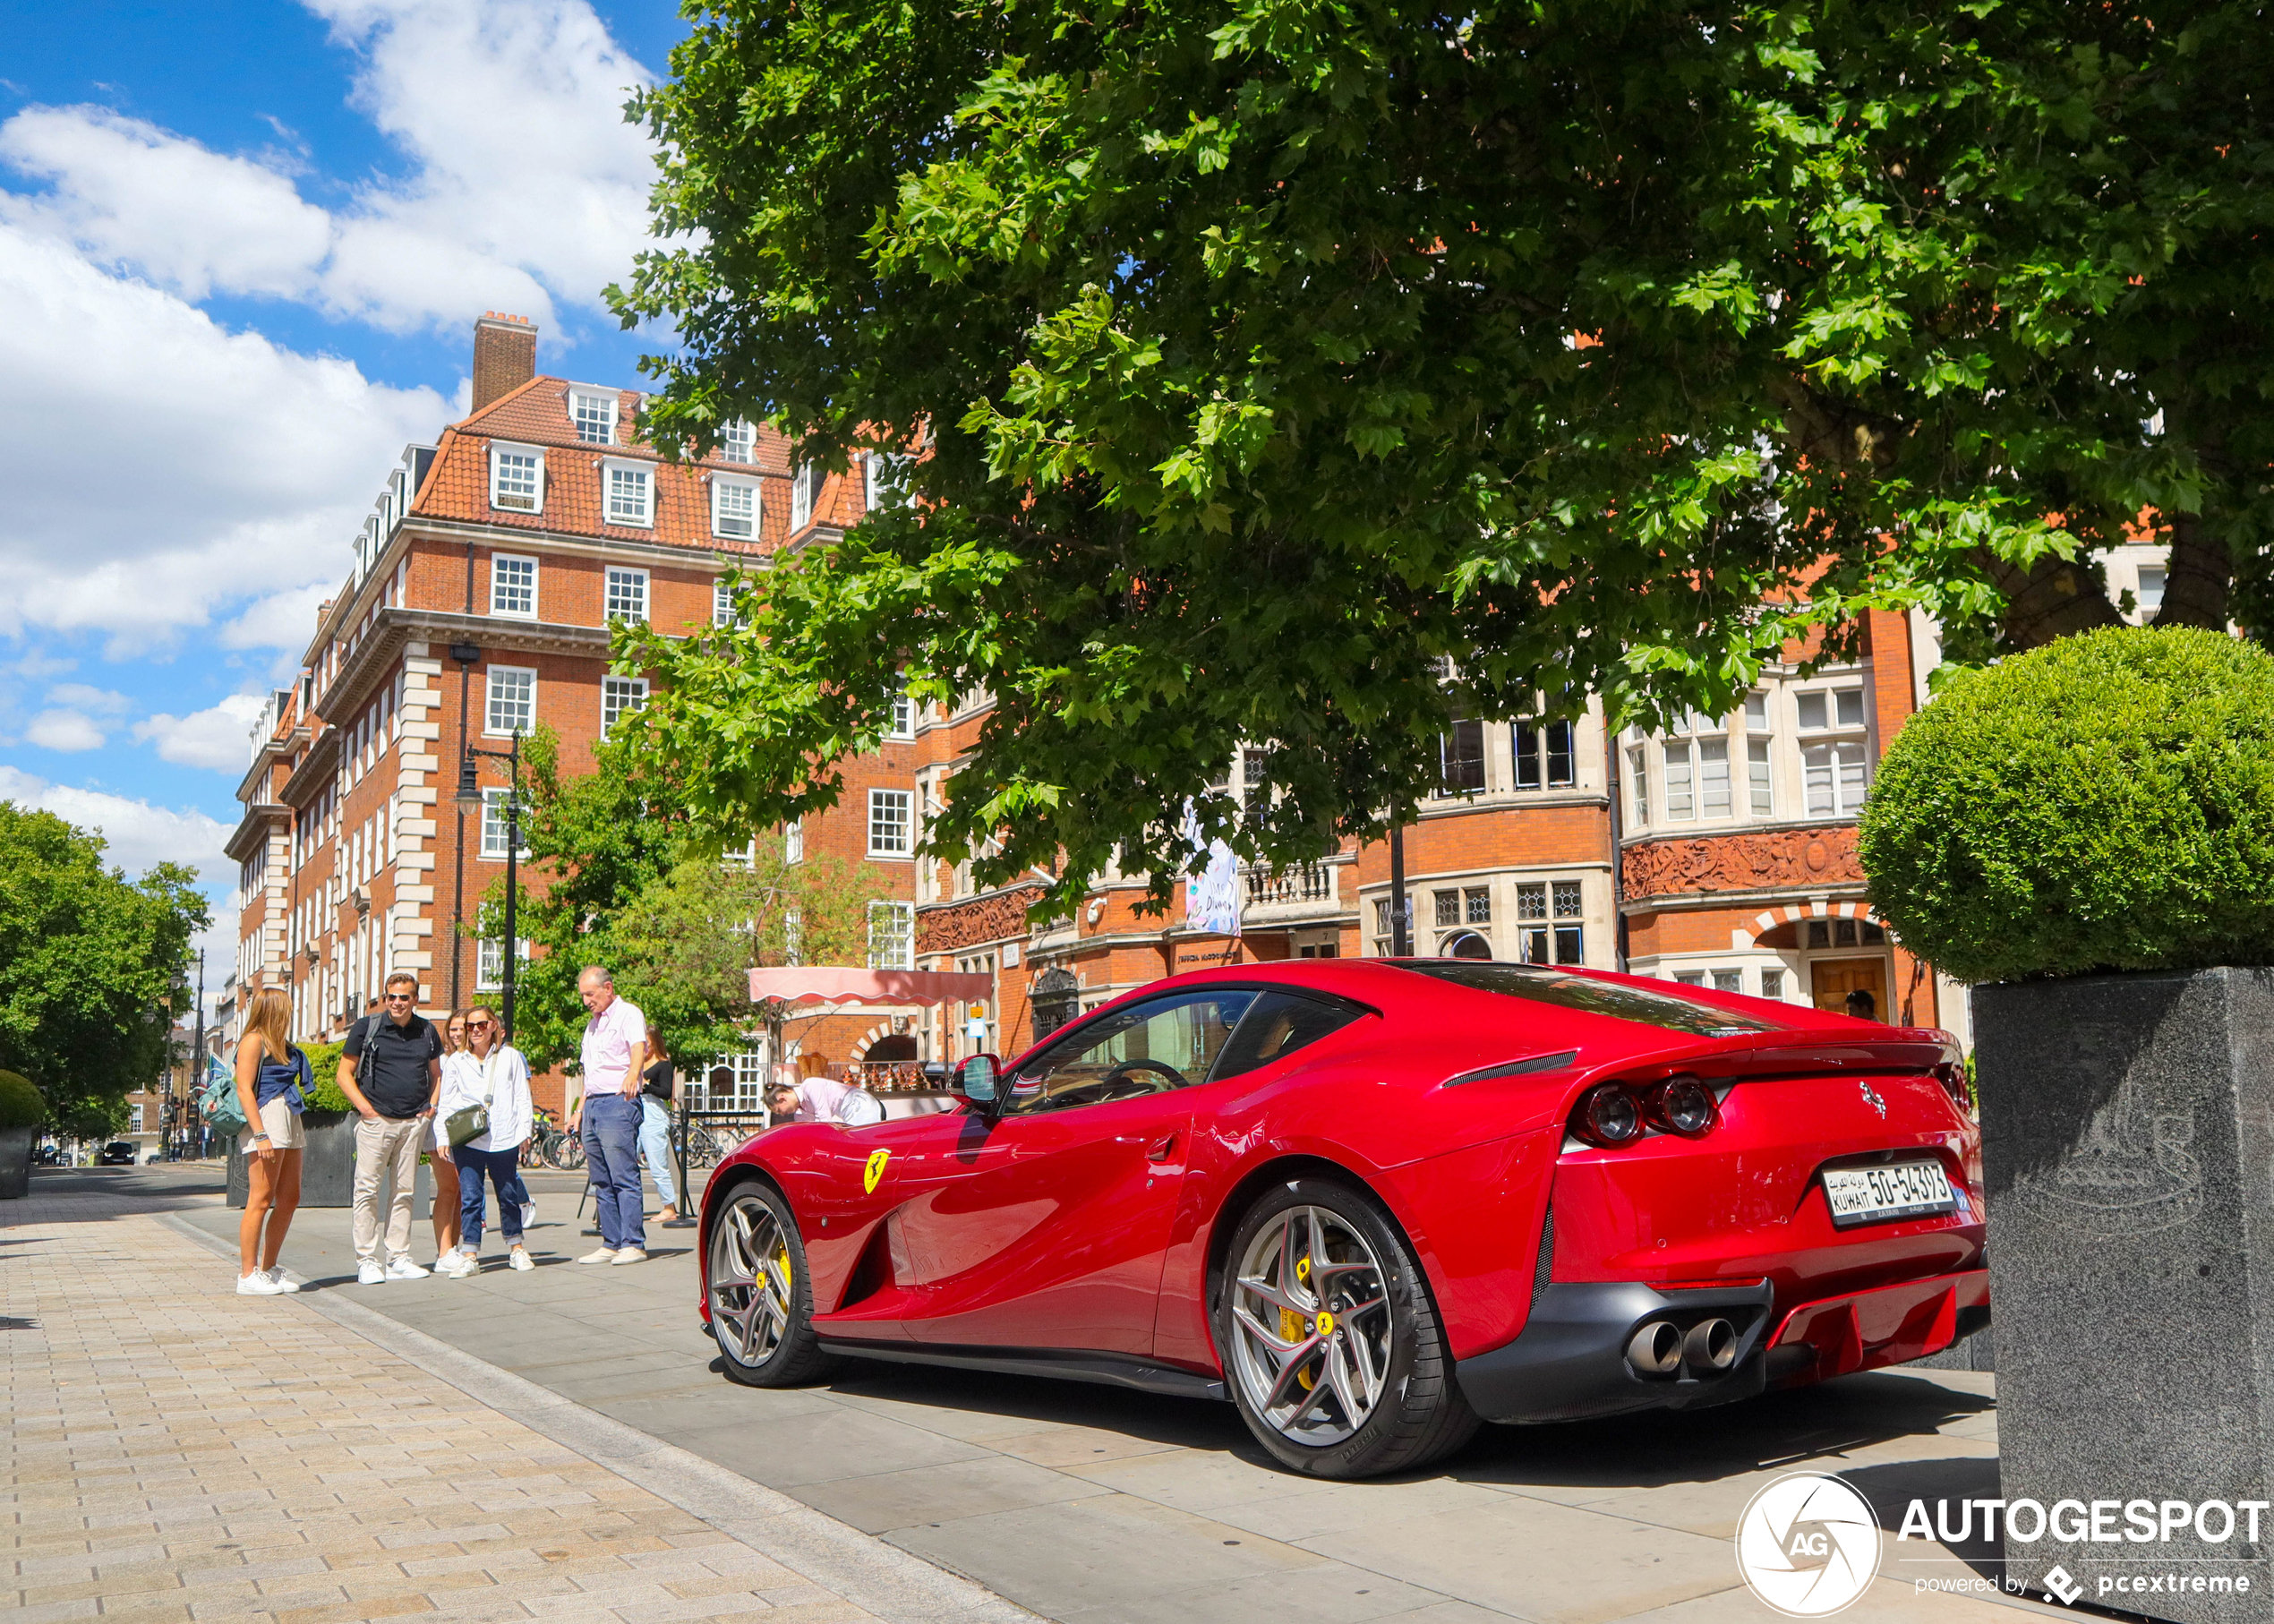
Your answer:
[1145,1133,1177,1163]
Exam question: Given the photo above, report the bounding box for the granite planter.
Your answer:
[227,1111,431,1214]
[0,1125,33,1200]
[1975,966,2274,1620]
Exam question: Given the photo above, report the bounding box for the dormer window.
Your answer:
[721,420,756,464]
[490,443,543,513]
[571,390,618,446]
[713,475,757,539]
[790,463,823,530]
[604,461,653,527]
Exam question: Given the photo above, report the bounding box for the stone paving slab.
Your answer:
[142,1171,2078,1624]
[5,1177,1036,1624]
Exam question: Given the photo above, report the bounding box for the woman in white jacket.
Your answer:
[437,1004,536,1275]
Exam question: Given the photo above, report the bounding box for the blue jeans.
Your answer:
[638,1096,677,1209]
[582,1094,645,1252]
[455,1145,528,1251]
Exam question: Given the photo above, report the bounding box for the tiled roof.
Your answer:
[412,376,862,556]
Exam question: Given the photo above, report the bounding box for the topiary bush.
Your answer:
[1860,626,2274,983]
[301,1042,352,1114]
[0,1071,47,1131]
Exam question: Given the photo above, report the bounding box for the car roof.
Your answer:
[1097,956,1906,1041]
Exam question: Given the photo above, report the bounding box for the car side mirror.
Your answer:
[952,1054,1002,1115]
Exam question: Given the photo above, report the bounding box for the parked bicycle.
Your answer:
[672,1119,731,1169]
[526,1108,585,1172]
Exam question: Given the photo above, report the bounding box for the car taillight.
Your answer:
[1933,1062,1974,1115]
[1645,1076,1717,1137]
[1571,1083,1644,1147]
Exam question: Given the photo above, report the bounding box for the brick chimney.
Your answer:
[470,312,537,413]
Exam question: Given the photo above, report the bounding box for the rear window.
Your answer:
[1390,962,1785,1038]
[1209,991,1367,1082]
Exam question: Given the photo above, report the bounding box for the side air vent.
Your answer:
[1530,1205,1555,1312]
[1442,1049,1580,1089]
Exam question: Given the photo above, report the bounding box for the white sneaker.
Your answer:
[437,1250,475,1278]
[385,1257,430,1280]
[263,1266,302,1293]
[237,1270,286,1295]
[357,1261,389,1286]
[611,1247,649,1266]
[577,1246,620,1265]
[509,1246,534,1272]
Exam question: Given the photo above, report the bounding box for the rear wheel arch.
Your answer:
[1205,1153,1419,1309]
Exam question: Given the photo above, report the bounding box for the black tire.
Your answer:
[544,1132,586,1173]
[706,1181,839,1386]
[1215,1176,1480,1478]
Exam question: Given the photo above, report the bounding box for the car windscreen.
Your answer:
[1390,962,1786,1037]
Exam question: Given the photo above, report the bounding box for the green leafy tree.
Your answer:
[611,1,2271,910]
[474,729,898,1073]
[0,803,209,1139]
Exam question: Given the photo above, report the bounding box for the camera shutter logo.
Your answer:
[1735,1473,1883,1616]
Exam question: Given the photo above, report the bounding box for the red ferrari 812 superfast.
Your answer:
[696,959,1987,1479]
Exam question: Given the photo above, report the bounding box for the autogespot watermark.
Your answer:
[1735,1473,2265,1615]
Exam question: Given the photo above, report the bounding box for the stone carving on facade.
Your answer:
[918,885,1045,955]
[1621,825,1865,900]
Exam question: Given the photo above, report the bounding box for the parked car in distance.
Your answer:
[96,1141,140,1166]
[696,958,1988,1479]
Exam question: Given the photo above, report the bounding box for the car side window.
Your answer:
[1208,991,1367,1083]
[1005,991,1258,1114]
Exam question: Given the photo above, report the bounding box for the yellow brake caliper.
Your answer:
[1284,1252,1317,1389]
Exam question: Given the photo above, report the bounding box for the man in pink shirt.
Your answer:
[568,965,649,1264]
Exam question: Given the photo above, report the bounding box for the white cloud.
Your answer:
[133,694,269,773]
[0,223,449,641]
[0,765,233,886]
[0,1,657,338]
[0,107,335,303]
[309,0,657,331]
[47,683,131,715]
[25,710,107,751]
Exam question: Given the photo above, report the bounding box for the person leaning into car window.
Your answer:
[779,1056,884,1126]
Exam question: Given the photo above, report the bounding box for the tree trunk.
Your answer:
[1981,550,2124,650]
[2151,510,2232,631]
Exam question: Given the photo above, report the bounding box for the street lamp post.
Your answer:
[454,730,524,1042]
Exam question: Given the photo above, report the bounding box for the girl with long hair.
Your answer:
[437,1004,536,1273]
[428,1011,469,1274]
[232,987,306,1295]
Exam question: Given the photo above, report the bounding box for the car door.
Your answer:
[898,988,1258,1356]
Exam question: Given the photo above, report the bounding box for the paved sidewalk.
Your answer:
[156,1176,2062,1624]
[4,1183,1033,1624]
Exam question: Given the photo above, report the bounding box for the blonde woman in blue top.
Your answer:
[230,986,305,1295]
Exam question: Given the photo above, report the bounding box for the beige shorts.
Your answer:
[244,1096,306,1152]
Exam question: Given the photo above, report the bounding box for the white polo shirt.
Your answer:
[578,996,647,1107]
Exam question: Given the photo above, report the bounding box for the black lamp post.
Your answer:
[454,730,524,1041]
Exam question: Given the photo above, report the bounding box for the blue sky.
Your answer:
[0,0,693,1001]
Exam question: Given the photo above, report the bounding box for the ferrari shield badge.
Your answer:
[863,1149,891,1194]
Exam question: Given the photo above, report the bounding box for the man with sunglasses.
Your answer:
[337,971,446,1286]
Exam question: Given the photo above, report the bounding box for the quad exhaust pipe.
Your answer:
[1626,1315,1739,1379]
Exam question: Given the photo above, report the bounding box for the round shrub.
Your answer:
[1860,626,2274,983]
[301,1042,352,1114]
[0,1071,48,1131]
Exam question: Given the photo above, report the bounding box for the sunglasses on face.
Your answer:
[385,993,415,1003]
[468,1021,495,1031]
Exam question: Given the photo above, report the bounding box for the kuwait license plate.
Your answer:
[1822,1160,1956,1227]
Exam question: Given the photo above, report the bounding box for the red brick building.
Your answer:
[227,313,880,1112]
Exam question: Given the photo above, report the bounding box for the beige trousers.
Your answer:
[352,1115,425,1264]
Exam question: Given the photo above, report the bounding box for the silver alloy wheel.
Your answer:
[1228,1203,1393,1447]
[710,1193,794,1367]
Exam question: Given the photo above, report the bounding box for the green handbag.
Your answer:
[445,1052,497,1149]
